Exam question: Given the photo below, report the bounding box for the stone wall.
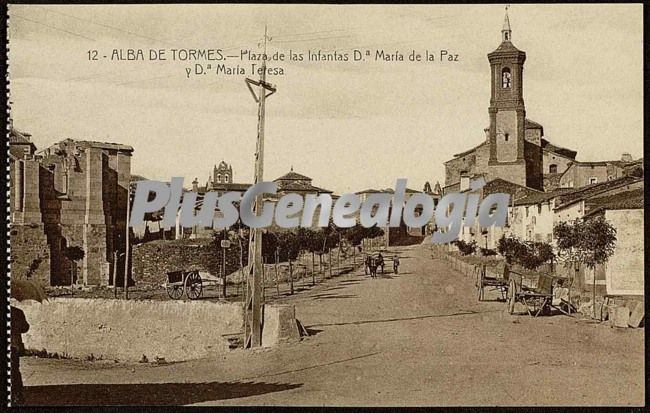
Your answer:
[9,224,50,285]
[132,238,246,286]
[605,209,644,295]
[15,298,243,361]
[10,139,132,287]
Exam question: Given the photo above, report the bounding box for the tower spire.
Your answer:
[502,5,512,42]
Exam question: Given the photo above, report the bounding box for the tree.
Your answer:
[554,217,617,269]
[497,235,528,264]
[343,225,366,248]
[299,228,322,285]
[276,231,302,294]
[554,216,617,317]
[496,235,555,270]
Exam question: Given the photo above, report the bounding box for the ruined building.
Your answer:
[9,127,133,286]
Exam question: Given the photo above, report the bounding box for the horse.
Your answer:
[376,253,385,274]
[367,256,379,278]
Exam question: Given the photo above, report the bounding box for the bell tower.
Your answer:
[487,8,527,184]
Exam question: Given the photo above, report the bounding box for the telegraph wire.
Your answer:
[11,14,96,41]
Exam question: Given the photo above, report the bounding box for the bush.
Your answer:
[479,247,497,257]
[497,235,555,270]
[453,239,477,256]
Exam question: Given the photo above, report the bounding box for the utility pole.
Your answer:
[243,26,276,349]
[222,228,227,299]
[124,184,131,299]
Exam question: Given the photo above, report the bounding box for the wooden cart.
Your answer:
[164,270,223,300]
[506,272,555,317]
[364,253,399,275]
[476,262,509,301]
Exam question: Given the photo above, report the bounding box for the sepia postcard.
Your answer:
[5,3,645,408]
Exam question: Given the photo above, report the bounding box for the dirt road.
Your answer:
[21,242,644,406]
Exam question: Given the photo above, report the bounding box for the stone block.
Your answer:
[262,304,300,347]
[609,305,630,328]
[628,301,645,328]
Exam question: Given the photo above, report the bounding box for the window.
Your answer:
[217,174,221,183]
[504,133,509,142]
[224,175,230,183]
[502,68,512,88]
[589,177,598,184]
[549,164,558,174]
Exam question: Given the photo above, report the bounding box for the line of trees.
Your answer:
[212,222,385,295]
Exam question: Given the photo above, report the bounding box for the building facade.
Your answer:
[9,128,133,286]
[444,11,578,194]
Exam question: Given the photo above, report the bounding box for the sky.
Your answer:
[8,4,643,194]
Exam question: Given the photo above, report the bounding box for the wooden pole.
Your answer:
[262,257,266,302]
[337,233,341,274]
[592,266,596,319]
[289,258,294,295]
[113,250,118,298]
[124,185,131,300]
[222,228,227,299]
[312,252,316,286]
[328,250,332,278]
[275,249,280,298]
[238,230,243,297]
[243,26,276,348]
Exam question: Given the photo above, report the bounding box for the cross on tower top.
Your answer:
[502,6,512,42]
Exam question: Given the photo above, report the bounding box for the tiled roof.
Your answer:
[524,119,543,130]
[490,40,524,54]
[541,139,577,159]
[278,181,332,194]
[379,187,423,194]
[274,171,312,182]
[514,188,574,206]
[356,188,383,194]
[607,158,643,168]
[210,183,252,192]
[450,140,488,159]
[481,178,541,200]
[555,176,642,209]
[458,178,541,200]
[584,188,644,217]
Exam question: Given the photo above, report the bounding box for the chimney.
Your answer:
[460,173,470,192]
[621,153,633,163]
[192,178,199,191]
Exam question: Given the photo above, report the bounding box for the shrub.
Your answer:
[453,239,477,256]
[497,235,555,270]
[479,247,497,257]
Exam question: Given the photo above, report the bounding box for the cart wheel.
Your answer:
[166,284,183,300]
[185,271,203,300]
